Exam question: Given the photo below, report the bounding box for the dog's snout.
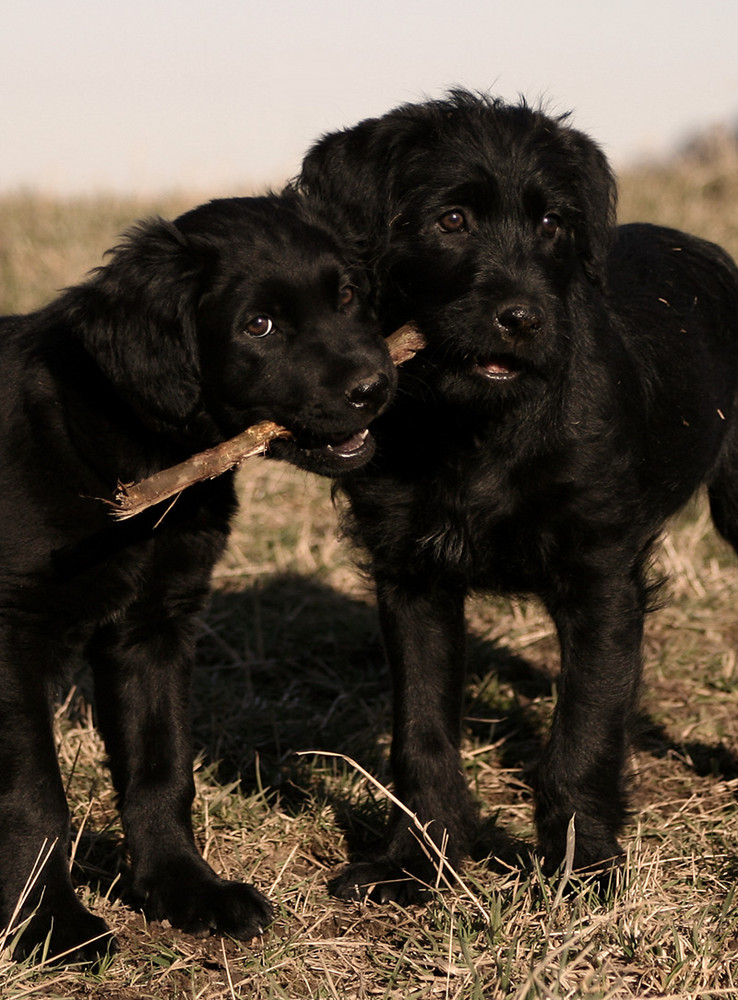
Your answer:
[345,371,391,413]
[496,303,545,339]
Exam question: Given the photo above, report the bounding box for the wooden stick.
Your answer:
[108,420,291,520]
[107,322,425,520]
[384,320,425,365]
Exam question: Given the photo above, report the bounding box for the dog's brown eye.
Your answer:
[541,213,562,238]
[245,316,274,338]
[339,285,354,307]
[438,210,467,233]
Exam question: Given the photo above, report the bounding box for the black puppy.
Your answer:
[298,90,738,900]
[0,194,395,959]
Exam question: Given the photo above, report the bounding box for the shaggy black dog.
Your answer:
[297,90,738,901]
[0,194,395,960]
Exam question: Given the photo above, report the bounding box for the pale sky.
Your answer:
[2,0,737,196]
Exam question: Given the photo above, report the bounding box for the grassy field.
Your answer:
[2,138,738,999]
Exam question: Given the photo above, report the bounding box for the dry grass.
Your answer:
[3,137,738,997]
[618,129,738,259]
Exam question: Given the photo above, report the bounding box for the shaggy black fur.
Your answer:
[0,195,395,960]
[297,90,738,901]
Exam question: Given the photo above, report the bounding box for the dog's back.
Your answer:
[606,223,738,516]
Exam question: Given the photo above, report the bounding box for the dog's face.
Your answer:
[69,197,396,475]
[300,91,616,412]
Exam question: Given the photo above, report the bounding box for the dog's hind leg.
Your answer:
[535,563,648,873]
[708,440,738,556]
[329,579,477,904]
[88,578,273,941]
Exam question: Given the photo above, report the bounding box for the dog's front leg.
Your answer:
[0,639,114,962]
[536,568,645,873]
[330,578,476,904]
[89,605,273,940]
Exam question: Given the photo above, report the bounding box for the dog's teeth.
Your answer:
[475,359,519,381]
[327,429,370,456]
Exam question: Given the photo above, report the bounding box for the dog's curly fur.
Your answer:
[297,90,738,901]
[0,194,395,960]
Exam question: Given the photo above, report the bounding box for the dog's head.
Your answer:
[300,90,617,411]
[62,196,396,475]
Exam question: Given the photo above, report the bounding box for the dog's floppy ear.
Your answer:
[566,128,618,286]
[298,118,395,248]
[64,218,205,433]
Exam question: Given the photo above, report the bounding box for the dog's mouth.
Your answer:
[269,427,375,475]
[472,355,521,382]
[304,428,371,460]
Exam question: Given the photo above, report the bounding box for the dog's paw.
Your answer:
[329,859,431,906]
[539,824,624,878]
[12,902,116,965]
[142,866,273,939]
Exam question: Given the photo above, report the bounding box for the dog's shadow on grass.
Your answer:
[69,570,738,895]
[192,573,551,868]
[195,572,555,778]
[192,571,738,865]
[632,717,738,779]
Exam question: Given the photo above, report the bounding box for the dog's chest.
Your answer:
[410,464,558,591]
[351,424,586,594]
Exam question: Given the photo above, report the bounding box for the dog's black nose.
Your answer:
[345,372,391,412]
[496,303,545,338]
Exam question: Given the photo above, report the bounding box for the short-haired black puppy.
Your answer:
[0,195,395,960]
[298,90,738,901]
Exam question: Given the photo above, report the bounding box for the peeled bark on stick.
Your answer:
[107,322,425,520]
